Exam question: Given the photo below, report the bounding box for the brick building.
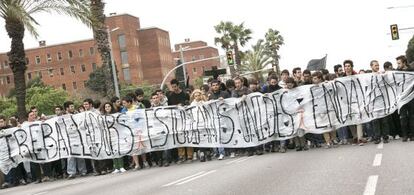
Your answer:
[0,13,174,97]
[172,39,220,84]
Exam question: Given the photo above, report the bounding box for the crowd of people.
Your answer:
[1,55,413,189]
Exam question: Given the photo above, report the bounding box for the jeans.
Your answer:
[364,122,374,138]
[338,126,349,141]
[67,157,87,175]
[215,147,225,156]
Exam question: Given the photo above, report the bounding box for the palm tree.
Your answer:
[406,35,414,64]
[0,0,89,121]
[89,0,115,98]
[241,39,271,82]
[214,21,252,76]
[264,28,284,75]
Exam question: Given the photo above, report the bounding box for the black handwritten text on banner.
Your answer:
[1,71,414,173]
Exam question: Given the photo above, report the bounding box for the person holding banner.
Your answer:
[190,89,210,162]
[207,80,231,160]
[262,75,282,152]
[0,116,27,188]
[396,55,414,142]
[64,101,88,179]
[342,60,365,146]
[99,102,126,174]
[370,60,391,144]
[121,95,150,170]
[284,77,307,152]
[311,72,339,149]
[232,77,255,155]
[167,79,191,163]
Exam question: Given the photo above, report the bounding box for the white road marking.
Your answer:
[363,175,379,195]
[377,143,383,149]
[373,153,382,167]
[225,157,247,165]
[162,171,206,187]
[236,156,255,163]
[176,170,217,185]
[33,192,48,195]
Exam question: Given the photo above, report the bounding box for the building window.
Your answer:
[57,52,63,61]
[35,56,41,64]
[83,80,87,87]
[70,65,75,73]
[81,64,86,72]
[72,82,77,90]
[193,67,197,73]
[192,56,196,61]
[48,69,53,77]
[89,47,95,55]
[118,34,126,49]
[4,60,8,68]
[6,76,10,84]
[199,55,204,59]
[79,49,83,57]
[123,67,131,81]
[62,83,66,90]
[38,71,42,79]
[68,50,73,59]
[25,58,29,65]
[27,72,32,80]
[60,68,64,75]
[92,63,97,71]
[47,53,52,62]
[121,51,128,65]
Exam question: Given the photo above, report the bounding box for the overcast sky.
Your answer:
[0,0,413,72]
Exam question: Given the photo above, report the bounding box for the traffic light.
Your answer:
[390,24,399,40]
[226,51,234,65]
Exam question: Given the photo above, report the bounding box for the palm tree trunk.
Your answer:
[234,45,241,75]
[275,59,281,76]
[6,18,27,122]
[91,0,115,97]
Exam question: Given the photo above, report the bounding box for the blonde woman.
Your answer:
[190,89,210,162]
[190,89,208,106]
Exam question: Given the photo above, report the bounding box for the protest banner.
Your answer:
[1,71,414,173]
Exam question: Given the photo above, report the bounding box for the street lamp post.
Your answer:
[107,27,120,97]
[160,55,223,90]
[179,45,190,86]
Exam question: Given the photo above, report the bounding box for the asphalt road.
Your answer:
[1,140,413,195]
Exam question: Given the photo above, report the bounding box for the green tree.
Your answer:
[264,28,284,75]
[86,66,108,96]
[241,40,271,82]
[7,76,45,97]
[120,82,155,100]
[0,97,17,118]
[406,35,414,64]
[26,86,69,116]
[214,21,252,76]
[89,0,116,97]
[1,85,69,117]
[193,77,204,89]
[0,0,89,121]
